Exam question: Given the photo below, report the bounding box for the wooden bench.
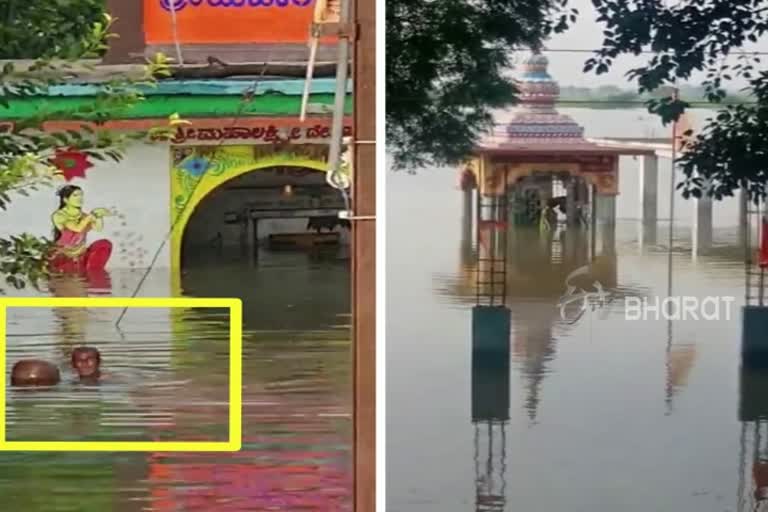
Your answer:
[268,232,341,250]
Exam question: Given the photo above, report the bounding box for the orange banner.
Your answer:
[144,0,319,44]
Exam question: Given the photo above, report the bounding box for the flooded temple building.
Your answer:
[0,1,353,297]
[459,51,654,238]
[0,2,356,510]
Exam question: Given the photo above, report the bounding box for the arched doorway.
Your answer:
[169,145,351,328]
[180,166,349,268]
[169,145,351,286]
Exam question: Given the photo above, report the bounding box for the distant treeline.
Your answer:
[556,84,752,108]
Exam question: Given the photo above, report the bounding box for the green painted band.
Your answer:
[0,94,353,121]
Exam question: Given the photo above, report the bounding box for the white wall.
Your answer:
[0,142,172,270]
[615,155,742,227]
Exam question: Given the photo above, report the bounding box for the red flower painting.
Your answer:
[50,149,94,181]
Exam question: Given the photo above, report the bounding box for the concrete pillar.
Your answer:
[739,363,768,422]
[739,187,749,248]
[596,193,617,253]
[239,210,249,259]
[601,222,616,255]
[639,154,659,224]
[248,215,259,264]
[472,305,511,353]
[637,221,657,252]
[595,194,616,225]
[692,188,713,256]
[742,306,768,368]
[472,342,510,422]
[462,186,474,247]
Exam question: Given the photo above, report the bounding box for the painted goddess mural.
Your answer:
[49,185,114,274]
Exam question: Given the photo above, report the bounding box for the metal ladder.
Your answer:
[475,183,509,307]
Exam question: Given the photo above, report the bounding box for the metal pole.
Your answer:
[300,37,320,122]
[327,0,351,178]
[667,89,679,312]
[590,184,597,259]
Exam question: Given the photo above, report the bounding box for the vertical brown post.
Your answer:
[103,0,146,64]
[351,0,376,507]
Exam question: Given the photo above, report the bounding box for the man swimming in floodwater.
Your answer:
[10,360,61,386]
[10,347,102,387]
[71,346,101,382]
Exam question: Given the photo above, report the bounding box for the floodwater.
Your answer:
[1,255,352,511]
[386,109,767,512]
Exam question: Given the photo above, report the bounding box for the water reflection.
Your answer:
[454,221,755,510]
[444,225,654,421]
[472,339,510,511]
[665,343,697,414]
[739,366,768,512]
[1,259,351,510]
[392,196,753,511]
[387,144,763,512]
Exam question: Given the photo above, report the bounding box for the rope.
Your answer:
[114,53,274,330]
[168,0,185,67]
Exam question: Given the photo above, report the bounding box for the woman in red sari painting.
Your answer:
[49,185,114,274]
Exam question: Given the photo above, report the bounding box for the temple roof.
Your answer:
[477,51,625,155]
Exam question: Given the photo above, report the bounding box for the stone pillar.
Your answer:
[639,154,659,224]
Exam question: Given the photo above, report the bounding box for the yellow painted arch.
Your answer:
[170,152,331,293]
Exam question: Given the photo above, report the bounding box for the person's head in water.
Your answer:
[10,360,60,386]
[71,346,100,379]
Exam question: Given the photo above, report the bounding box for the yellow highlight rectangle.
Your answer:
[0,296,242,452]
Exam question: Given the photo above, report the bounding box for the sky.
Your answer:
[543,0,768,89]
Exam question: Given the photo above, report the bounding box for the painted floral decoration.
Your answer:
[181,156,211,177]
[49,149,94,181]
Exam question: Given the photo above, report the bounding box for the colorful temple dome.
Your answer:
[478,50,601,152]
[517,52,561,104]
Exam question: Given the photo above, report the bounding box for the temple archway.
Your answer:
[170,144,349,282]
[179,165,349,267]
